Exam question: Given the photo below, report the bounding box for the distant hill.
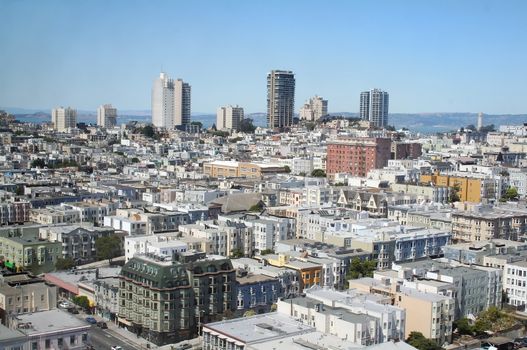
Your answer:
[4,107,526,133]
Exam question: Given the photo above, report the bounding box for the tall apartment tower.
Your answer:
[299,95,328,121]
[267,70,295,128]
[51,107,77,131]
[174,79,191,127]
[151,72,191,128]
[477,112,484,131]
[359,89,389,128]
[97,104,117,128]
[217,105,244,131]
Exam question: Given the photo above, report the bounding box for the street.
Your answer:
[88,324,143,350]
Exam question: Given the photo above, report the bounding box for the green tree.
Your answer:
[385,125,396,132]
[501,186,519,202]
[230,248,244,259]
[243,310,256,317]
[453,317,473,335]
[406,332,441,350]
[131,157,140,163]
[31,158,46,168]
[347,258,377,280]
[55,257,75,271]
[95,236,122,263]
[305,122,316,131]
[238,118,256,133]
[249,203,264,212]
[283,165,291,173]
[449,184,461,203]
[311,169,326,177]
[73,295,90,310]
[260,249,274,256]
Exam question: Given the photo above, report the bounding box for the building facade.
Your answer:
[51,107,77,131]
[217,105,244,131]
[118,252,236,346]
[359,89,389,128]
[267,70,295,128]
[152,72,191,128]
[299,95,328,121]
[326,138,392,177]
[96,104,117,128]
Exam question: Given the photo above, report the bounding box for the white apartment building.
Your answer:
[151,72,191,128]
[216,105,244,131]
[124,233,187,262]
[51,107,77,131]
[96,104,117,128]
[504,260,527,307]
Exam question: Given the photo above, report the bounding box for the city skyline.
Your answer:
[1,0,526,115]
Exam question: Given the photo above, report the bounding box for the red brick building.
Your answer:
[326,137,391,177]
[391,141,423,160]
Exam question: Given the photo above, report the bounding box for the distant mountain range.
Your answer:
[2,107,526,133]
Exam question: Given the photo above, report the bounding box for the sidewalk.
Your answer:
[106,320,156,350]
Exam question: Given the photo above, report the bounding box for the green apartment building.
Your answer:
[0,236,62,273]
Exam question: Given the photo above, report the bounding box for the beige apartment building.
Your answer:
[203,160,286,179]
[349,278,454,345]
[452,206,527,242]
[0,273,57,324]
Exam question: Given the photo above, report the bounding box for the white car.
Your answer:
[111,347,123,350]
[59,301,70,308]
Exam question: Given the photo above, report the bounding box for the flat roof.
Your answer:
[204,312,314,344]
[0,323,26,342]
[15,309,90,336]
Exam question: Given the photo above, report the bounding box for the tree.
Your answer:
[230,248,244,259]
[249,203,264,212]
[260,249,274,255]
[131,157,140,163]
[449,184,461,203]
[55,257,75,271]
[501,186,519,202]
[284,165,291,173]
[238,118,256,133]
[211,123,217,131]
[243,310,256,317]
[347,258,377,280]
[73,295,90,310]
[385,125,396,132]
[311,169,326,177]
[480,124,496,133]
[191,121,203,129]
[305,122,316,131]
[31,158,46,168]
[95,236,122,263]
[453,317,473,335]
[406,332,441,350]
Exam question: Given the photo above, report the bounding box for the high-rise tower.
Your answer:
[151,73,191,128]
[299,95,328,121]
[217,105,244,131]
[359,89,389,128]
[97,104,117,128]
[51,107,77,131]
[477,112,483,131]
[267,70,295,128]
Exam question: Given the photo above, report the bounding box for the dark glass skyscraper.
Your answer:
[267,70,295,128]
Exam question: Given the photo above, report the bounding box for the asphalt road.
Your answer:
[88,324,143,350]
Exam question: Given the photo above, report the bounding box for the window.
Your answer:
[32,342,38,350]
[45,339,51,348]
[70,335,76,345]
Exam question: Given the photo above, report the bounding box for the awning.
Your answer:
[118,317,133,327]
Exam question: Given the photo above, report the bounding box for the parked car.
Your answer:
[67,307,79,314]
[96,321,108,329]
[111,346,123,350]
[59,301,70,308]
[85,316,97,324]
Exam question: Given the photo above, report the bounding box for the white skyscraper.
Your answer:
[97,104,117,128]
[477,112,484,131]
[217,105,244,131]
[151,73,191,128]
[51,107,77,131]
[359,89,389,128]
[299,95,328,121]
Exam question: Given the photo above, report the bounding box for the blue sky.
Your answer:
[0,0,526,114]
